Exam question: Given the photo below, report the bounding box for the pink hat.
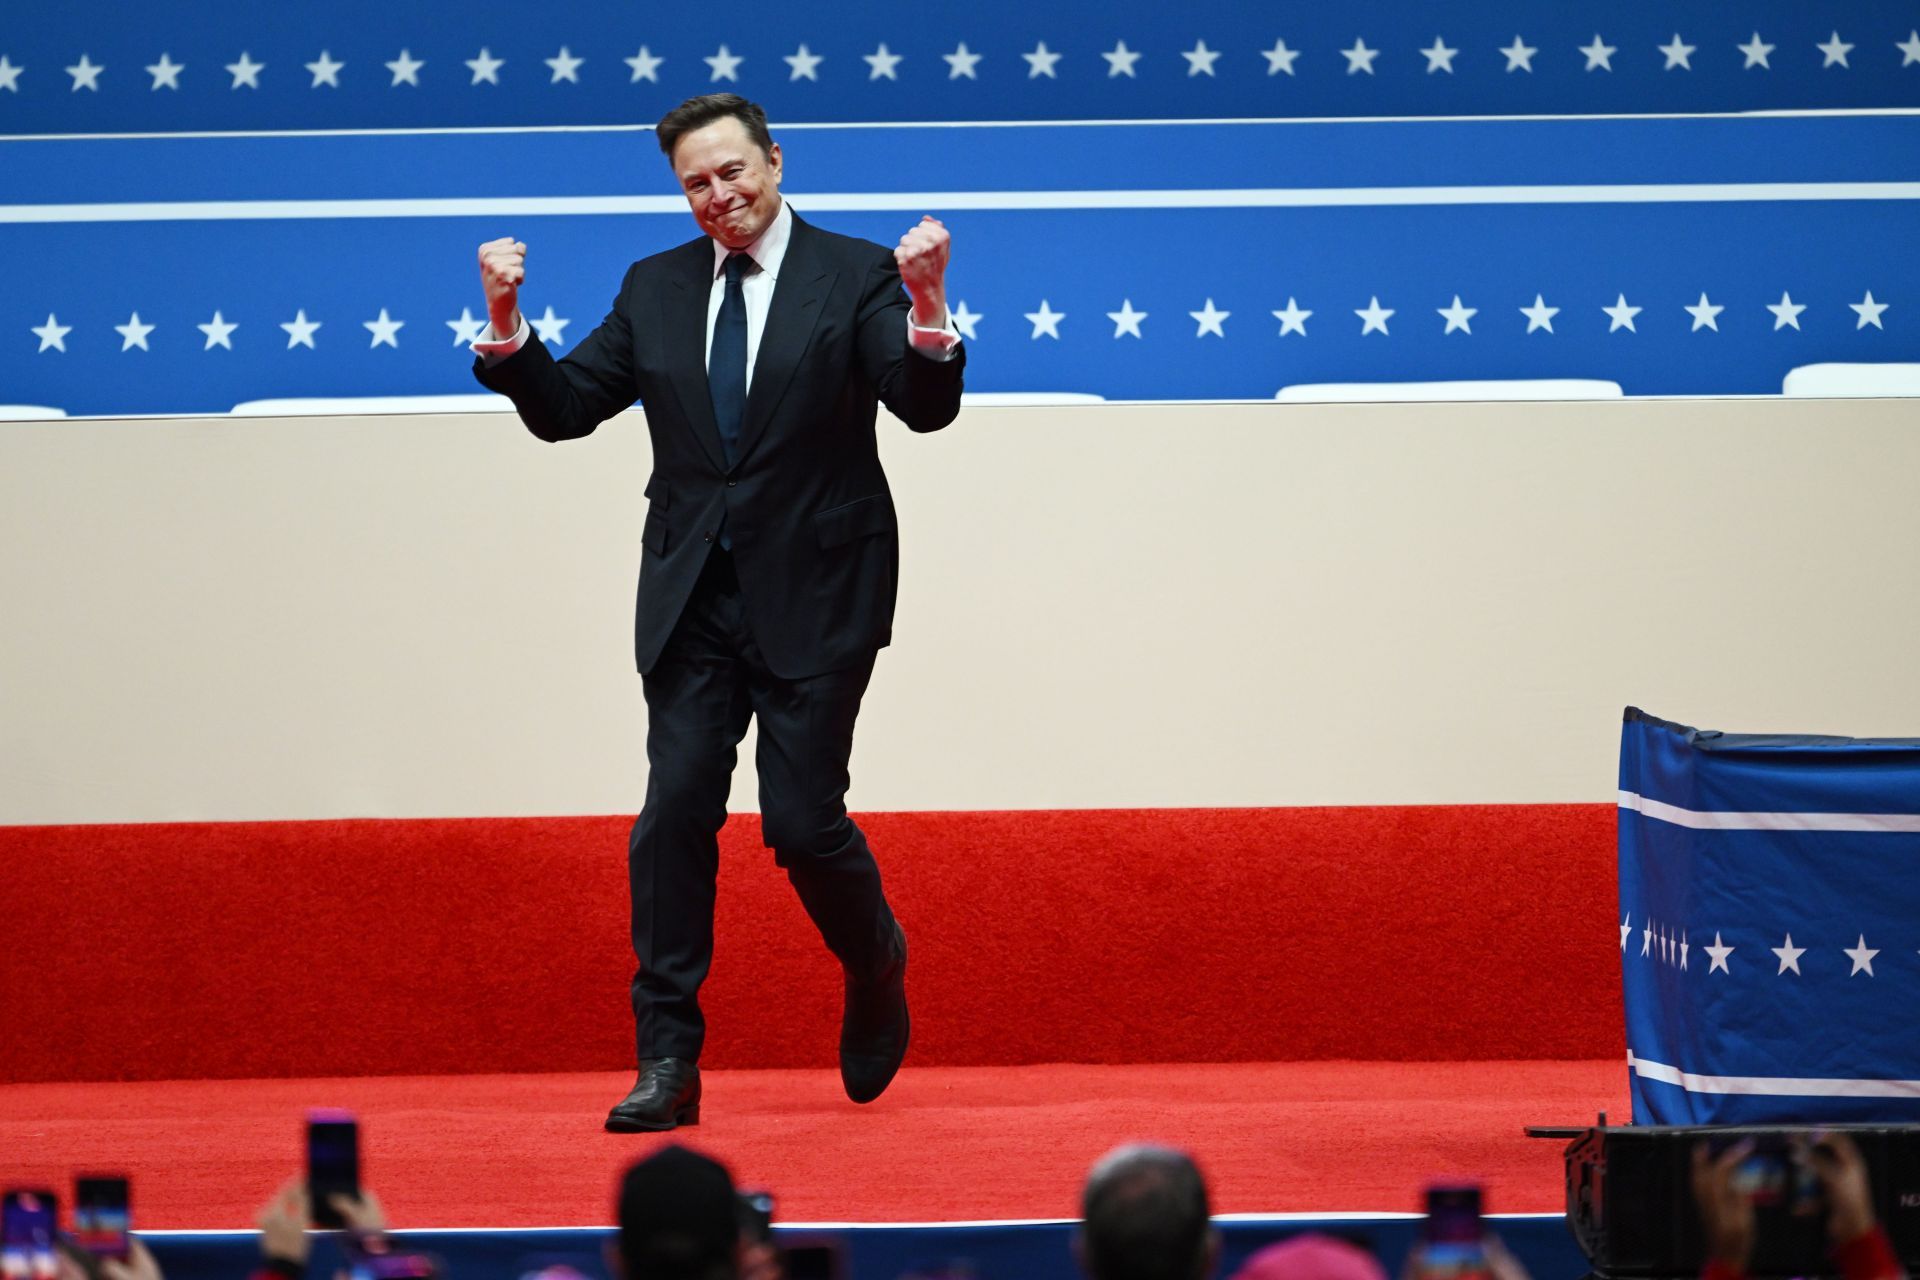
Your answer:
[1229,1234,1389,1280]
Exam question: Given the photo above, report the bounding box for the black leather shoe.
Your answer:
[840,923,909,1104]
[605,1057,701,1132]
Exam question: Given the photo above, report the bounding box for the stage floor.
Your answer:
[0,1060,1625,1228]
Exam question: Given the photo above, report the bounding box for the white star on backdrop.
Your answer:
[1680,931,1690,971]
[1819,32,1854,69]
[1356,296,1393,335]
[1658,34,1696,71]
[1768,292,1806,330]
[1619,913,1633,951]
[146,53,184,90]
[1705,931,1733,974]
[944,43,983,80]
[1500,36,1537,73]
[1107,300,1147,339]
[531,306,571,346]
[1182,40,1221,77]
[226,51,264,89]
[198,311,237,350]
[281,310,322,349]
[66,54,104,91]
[1262,39,1301,76]
[783,45,821,82]
[864,44,903,81]
[1604,294,1642,332]
[1851,291,1889,330]
[1845,935,1880,977]
[466,48,504,85]
[1273,298,1311,336]
[386,49,424,86]
[1772,933,1805,975]
[305,50,344,88]
[1420,37,1458,74]
[1023,43,1062,79]
[1025,300,1064,339]
[1901,32,1920,67]
[545,47,585,84]
[1521,294,1559,333]
[1686,292,1725,331]
[1580,35,1616,72]
[624,47,664,83]
[33,313,72,352]
[0,56,21,93]
[784,45,823,82]
[447,308,489,346]
[704,46,742,83]
[1102,41,1142,78]
[1438,295,1477,334]
[1341,39,1379,75]
[1738,33,1775,70]
[1641,921,1654,957]
[114,312,155,351]
[948,301,981,341]
[1190,298,1229,337]
[364,308,404,349]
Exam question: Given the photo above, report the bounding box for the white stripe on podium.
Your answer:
[1618,790,1920,834]
[1629,1051,1920,1099]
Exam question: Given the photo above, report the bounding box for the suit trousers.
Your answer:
[627,542,899,1062]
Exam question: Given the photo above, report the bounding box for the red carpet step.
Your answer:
[0,806,1622,1083]
[0,1060,1628,1228]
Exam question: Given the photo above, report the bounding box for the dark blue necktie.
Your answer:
[709,252,749,471]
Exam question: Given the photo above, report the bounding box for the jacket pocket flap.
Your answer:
[812,494,895,549]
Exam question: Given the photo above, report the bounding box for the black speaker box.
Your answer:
[1558,1125,1920,1279]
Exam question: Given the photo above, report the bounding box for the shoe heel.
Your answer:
[676,1104,700,1126]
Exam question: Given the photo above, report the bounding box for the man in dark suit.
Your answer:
[468,93,963,1131]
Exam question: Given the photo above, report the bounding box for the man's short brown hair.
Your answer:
[656,93,774,164]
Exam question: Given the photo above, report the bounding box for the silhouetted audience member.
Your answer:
[1076,1144,1219,1280]
[609,1145,778,1280]
[1693,1132,1905,1280]
[1228,1235,1386,1280]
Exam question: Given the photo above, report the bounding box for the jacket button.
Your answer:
[726,479,737,487]
[704,532,713,542]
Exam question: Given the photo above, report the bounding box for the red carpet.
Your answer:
[0,1061,1625,1228]
[0,805,1622,1083]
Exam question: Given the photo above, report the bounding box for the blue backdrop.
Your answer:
[5,1,1919,415]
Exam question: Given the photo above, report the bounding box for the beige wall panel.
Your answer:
[2,398,1916,824]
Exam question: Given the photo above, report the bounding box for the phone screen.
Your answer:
[1,1190,60,1280]
[307,1109,361,1229]
[73,1177,131,1261]
[1420,1186,1488,1280]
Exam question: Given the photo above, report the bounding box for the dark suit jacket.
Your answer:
[473,211,966,680]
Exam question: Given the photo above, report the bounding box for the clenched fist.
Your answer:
[895,215,951,328]
[477,236,527,338]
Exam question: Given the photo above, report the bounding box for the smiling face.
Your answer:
[672,115,783,250]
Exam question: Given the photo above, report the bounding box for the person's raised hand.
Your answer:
[1808,1131,1876,1246]
[257,1177,312,1266]
[1692,1140,1757,1273]
[895,215,951,327]
[326,1187,388,1237]
[477,236,527,337]
[97,1239,163,1280]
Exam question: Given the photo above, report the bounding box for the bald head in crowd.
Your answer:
[1077,1144,1220,1280]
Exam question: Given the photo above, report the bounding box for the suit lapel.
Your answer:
[736,214,833,465]
[660,241,731,473]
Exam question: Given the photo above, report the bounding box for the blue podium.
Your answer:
[1619,707,1920,1124]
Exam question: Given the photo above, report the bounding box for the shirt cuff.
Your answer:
[906,309,962,363]
[471,315,530,365]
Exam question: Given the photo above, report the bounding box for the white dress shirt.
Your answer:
[472,199,961,371]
